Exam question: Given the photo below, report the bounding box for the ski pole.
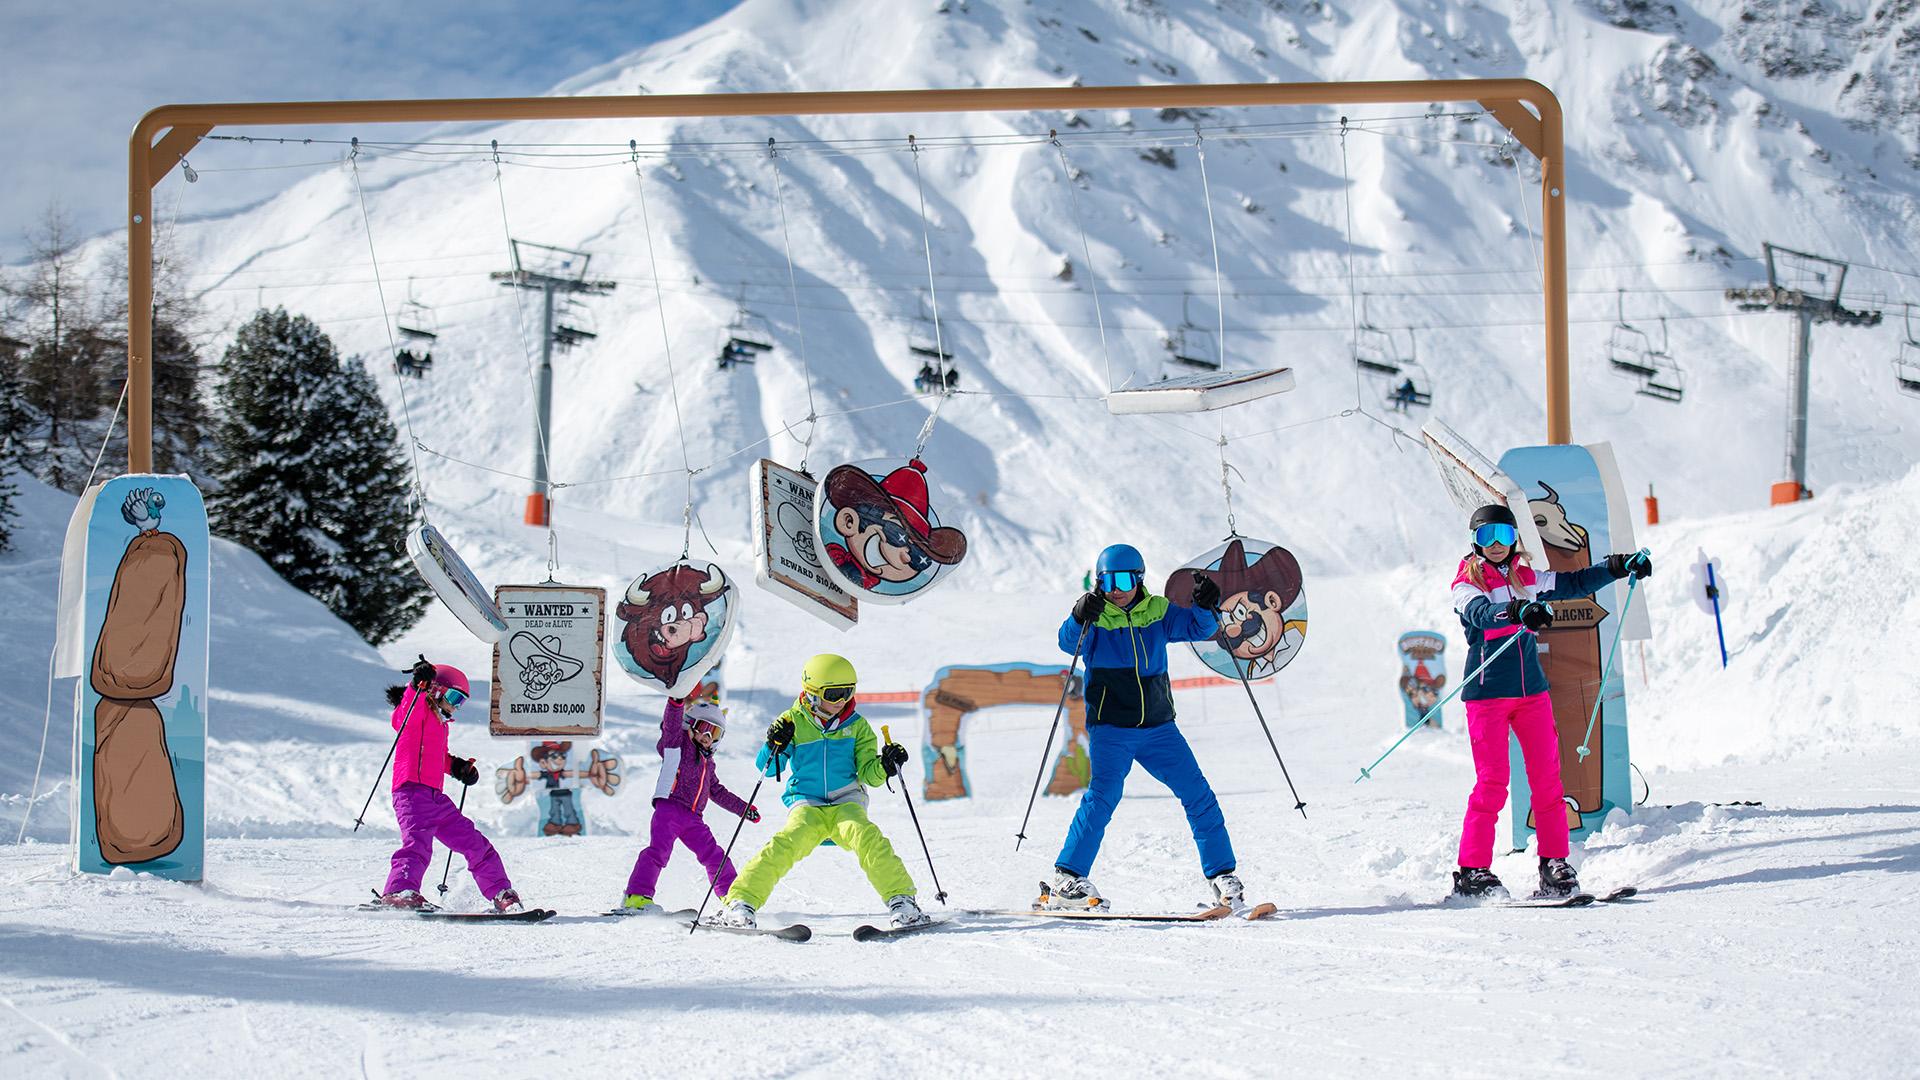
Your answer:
[1015,620,1091,850]
[353,687,417,832]
[435,780,468,897]
[690,775,766,935]
[1575,575,1641,761]
[1354,628,1527,783]
[1706,560,1728,669]
[1221,633,1308,819]
[883,726,948,904]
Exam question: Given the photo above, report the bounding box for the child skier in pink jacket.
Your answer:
[617,696,759,912]
[373,658,524,912]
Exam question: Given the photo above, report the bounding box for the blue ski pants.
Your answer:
[1055,723,1235,878]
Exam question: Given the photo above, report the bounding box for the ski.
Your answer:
[691,921,812,942]
[1596,886,1639,902]
[600,907,700,919]
[973,905,1235,923]
[1503,892,1596,908]
[1239,902,1280,921]
[417,908,557,923]
[852,919,950,942]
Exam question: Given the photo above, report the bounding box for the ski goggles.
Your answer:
[440,687,469,709]
[1473,522,1518,549]
[1095,569,1142,593]
[690,717,724,743]
[806,683,855,706]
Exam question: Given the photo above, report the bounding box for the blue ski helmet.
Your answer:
[1096,544,1145,574]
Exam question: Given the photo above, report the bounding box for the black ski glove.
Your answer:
[1190,573,1222,612]
[1605,551,1653,580]
[766,718,796,751]
[1505,599,1554,631]
[880,742,909,777]
[410,655,437,689]
[447,755,480,786]
[1072,592,1104,626]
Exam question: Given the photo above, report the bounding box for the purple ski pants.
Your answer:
[625,799,736,899]
[385,781,513,898]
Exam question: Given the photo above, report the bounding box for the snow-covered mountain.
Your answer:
[146,0,1919,595]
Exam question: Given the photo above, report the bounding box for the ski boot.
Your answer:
[619,894,653,913]
[1039,868,1108,911]
[1536,857,1580,899]
[1449,866,1508,901]
[374,889,433,910]
[491,888,526,914]
[886,894,932,929]
[708,899,756,929]
[1208,872,1248,914]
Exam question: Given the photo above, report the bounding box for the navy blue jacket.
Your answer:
[1452,558,1619,701]
[1059,594,1219,727]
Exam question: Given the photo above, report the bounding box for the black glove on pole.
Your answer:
[1016,618,1092,850]
[436,780,468,897]
[691,777,765,935]
[882,726,947,905]
[1505,598,1554,631]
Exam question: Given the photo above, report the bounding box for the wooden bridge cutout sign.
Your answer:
[920,662,1088,801]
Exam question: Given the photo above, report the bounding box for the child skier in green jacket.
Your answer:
[708,653,929,930]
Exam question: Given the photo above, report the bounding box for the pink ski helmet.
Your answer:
[432,664,471,696]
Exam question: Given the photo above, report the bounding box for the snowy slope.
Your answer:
[138,0,1920,595]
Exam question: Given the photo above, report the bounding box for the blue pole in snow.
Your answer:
[1355,629,1527,783]
[1706,561,1729,669]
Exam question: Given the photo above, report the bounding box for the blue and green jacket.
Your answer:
[1058,594,1219,728]
[756,697,888,808]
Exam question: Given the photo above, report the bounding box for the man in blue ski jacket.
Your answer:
[1045,543,1247,911]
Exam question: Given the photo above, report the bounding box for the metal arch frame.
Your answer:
[126,79,1572,472]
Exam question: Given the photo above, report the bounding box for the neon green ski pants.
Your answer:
[724,802,915,908]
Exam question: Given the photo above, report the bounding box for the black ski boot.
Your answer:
[1450,866,1507,900]
[1537,857,1580,899]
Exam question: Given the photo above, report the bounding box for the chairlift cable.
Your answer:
[347,141,432,525]
[630,144,700,561]
[766,138,821,472]
[1050,134,1117,395]
[907,135,953,458]
[1193,131,1229,372]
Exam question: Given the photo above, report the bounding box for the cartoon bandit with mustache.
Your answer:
[822,460,967,591]
[1192,540,1306,679]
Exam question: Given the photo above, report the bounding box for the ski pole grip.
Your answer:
[881,724,893,746]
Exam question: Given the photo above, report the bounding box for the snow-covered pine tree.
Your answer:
[0,338,25,553]
[208,308,429,644]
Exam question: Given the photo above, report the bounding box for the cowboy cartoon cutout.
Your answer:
[813,458,968,603]
[1396,630,1448,730]
[496,740,621,837]
[1168,537,1309,681]
[506,631,585,701]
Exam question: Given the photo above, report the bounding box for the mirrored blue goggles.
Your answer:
[1096,569,1142,593]
[1474,523,1518,549]
[440,687,469,709]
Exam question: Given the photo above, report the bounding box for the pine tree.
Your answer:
[0,339,26,553]
[8,207,108,489]
[208,308,429,644]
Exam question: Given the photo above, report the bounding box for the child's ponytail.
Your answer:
[385,685,408,707]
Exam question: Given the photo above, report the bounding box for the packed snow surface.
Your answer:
[7,0,1920,1074]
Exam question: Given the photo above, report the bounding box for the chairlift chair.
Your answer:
[395,280,439,343]
[393,348,434,380]
[1383,332,1433,412]
[1352,295,1403,376]
[552,301,597,350]
[1165,293,1221,370]
[1897,305,1920,398]
[1606,291,1659,378]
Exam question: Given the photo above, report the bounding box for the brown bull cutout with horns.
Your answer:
[613,562,739,699]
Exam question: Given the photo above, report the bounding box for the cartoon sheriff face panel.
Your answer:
[812,458,968,604]
[1167,537,1309,681]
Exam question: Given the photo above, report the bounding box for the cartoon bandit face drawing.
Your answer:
[507,631,585,701]
[1169,537,1309,681]
[615,563,728,689]
[818,459,967,598]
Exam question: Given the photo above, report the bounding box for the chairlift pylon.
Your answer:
[1164,292,1221,370]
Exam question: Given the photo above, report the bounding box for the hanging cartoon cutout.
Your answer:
[1166,537,1308,680]
[613,562,738,699]
[1397,631,1448,730]
[811,458,968,604]
[495,740,621,837]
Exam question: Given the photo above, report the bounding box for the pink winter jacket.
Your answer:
[391,686,452,792]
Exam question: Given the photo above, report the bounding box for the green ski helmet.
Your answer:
[801,653,858,714]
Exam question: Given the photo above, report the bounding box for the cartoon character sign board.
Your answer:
[1397,631,1448,730]
[1499,444,1637,849]
[918,662,1089,801]
[612,562,738,699]
[811,458,968,604]
[496,741,621,837]
[749,458,857,629]
[1166,537,1308,681]
[490,584,605,737]
[64,476,208,879]
[406,523,508,644]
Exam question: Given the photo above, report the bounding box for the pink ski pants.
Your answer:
[1458,691,1569,867]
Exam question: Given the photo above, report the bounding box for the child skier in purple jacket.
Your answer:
[618,697,760,912]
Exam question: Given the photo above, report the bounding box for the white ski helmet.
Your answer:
[684,700,726,744]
